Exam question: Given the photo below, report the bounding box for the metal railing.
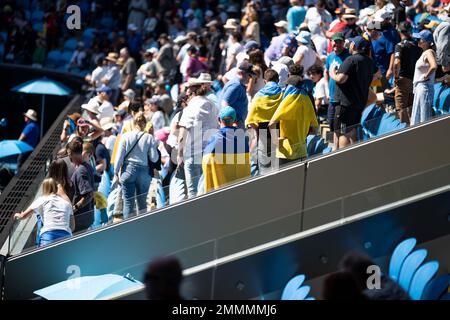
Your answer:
[0,95,83,251]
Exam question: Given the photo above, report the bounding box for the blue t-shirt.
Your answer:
[325,49,350,103]
[220,77,248,123]
[286,6,306,33]
[21,121,39,147]
[371,34,395,74]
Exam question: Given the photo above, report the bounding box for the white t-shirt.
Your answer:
[305,7,332,36]
[98,101,115,120]
[314,77,329,105]
[151,110,166,131]
[104,135,116,156]
[31,194,73,236]
[293,45,316,73]
[226,42,244,68]
[312,35,328,59]
[178,96,219,160]
[91,66,107,89]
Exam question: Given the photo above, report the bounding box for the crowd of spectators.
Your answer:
[6,0,450,246]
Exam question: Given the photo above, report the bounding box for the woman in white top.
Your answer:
[114,112,159,218]
[148,96,166,132]
[15,178,74,247]
[411,30,437,126]
[226,31,244,72]
[293,31,317,77]
[177,82,219,198]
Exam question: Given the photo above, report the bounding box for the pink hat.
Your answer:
[154,128,170,143]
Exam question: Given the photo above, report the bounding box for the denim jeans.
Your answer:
[39,230,71,247]
[120,163,152,219]
[411,82,434,126]
[184,157,203,198]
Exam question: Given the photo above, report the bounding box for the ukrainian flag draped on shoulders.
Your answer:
[270,85,318,160]
[202,127,251,193]
[246,81,283,126]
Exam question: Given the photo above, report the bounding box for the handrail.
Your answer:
[0,95,84,251]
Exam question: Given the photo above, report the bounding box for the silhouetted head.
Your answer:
[322,271,367,300]
[339,251,376,291]
[144,256,183,300]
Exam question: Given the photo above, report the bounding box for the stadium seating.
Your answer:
[433,83,450,116]
[64,38,79,51]
[361,104,407,139]
[45,50,63,68]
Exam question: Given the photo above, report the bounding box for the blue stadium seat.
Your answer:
[100,16,115,29]
[64,38,79,51]
[59,51,73,66]
[45,50,62,68]
[322,146,332,154]
[32,22,44,33]
[398,249,428,292]
[31,10,44,23]
[438,87,450,114]
[0,31,7,41]
[409,261,439,300]
[421,275,450,300]
[389,238,417,281]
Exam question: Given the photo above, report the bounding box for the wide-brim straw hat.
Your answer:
[23,109,38,121]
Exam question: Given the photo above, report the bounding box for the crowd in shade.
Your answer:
[8,0,450,246]
[142,251,412,300]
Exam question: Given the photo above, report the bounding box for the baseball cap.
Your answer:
[77,118,90,127]
[331,32,344,41]
[238,61,256,76]
[148,96,162,106]
[412,29,434,44]
[244,40,259,52]
[114,109,127,117]
[349,36,370,52]
[271,56,294,68]
[219,107,237,122]
[96,85,112,95]
[274,20,288,29]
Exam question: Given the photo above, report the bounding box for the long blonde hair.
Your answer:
[42,178,58,196]
[134,112,147,131]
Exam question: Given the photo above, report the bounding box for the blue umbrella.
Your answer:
[34,274,143,300]
[0,140,34,158]
[11,77,72,139]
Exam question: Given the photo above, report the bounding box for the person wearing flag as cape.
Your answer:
[202,107,251,193]
[268,75,318,167]
[246,69,283,174]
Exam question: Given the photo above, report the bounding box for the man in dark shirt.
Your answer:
[393,22,422,125]
[330,36,379,149]
[206,20,224,77]
[67,138,95,233]
[94,139,111,177]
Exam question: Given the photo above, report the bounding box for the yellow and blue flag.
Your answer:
[202,127,251,193]
[270,85,318,160]
[246,82,283,126]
